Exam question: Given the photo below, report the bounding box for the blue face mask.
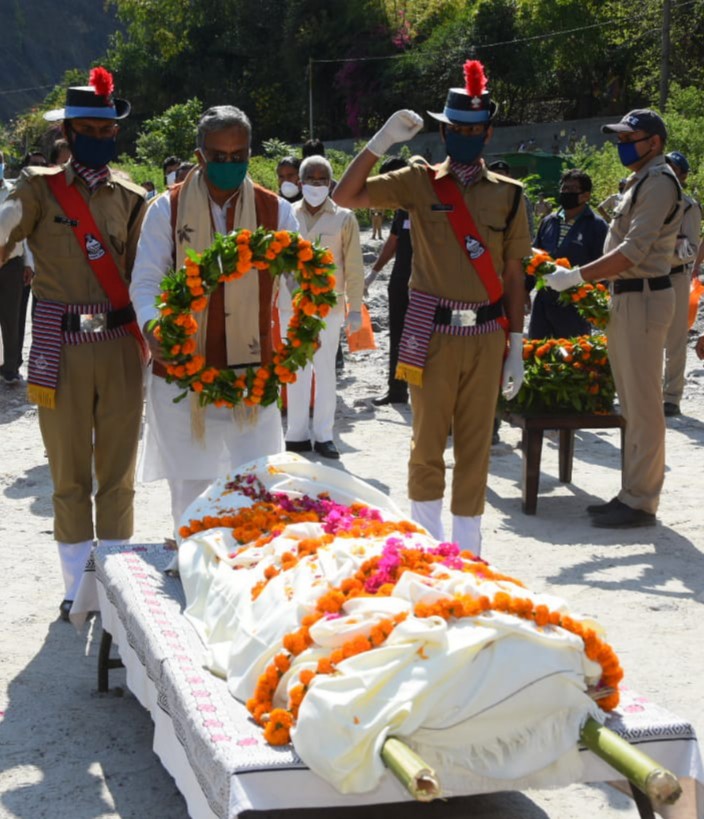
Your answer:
[206,160,248,191]
[70,130,117,169]
[617,136,650,168]
[445,129,486,164]
[0,163,4,181]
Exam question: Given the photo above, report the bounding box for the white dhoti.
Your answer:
[139,373,285,528]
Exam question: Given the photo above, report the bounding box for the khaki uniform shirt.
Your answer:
[7,164,147,303]
[367,157,531,303]
[604,155,682,279]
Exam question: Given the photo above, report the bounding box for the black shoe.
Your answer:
[372,392,408,406]
[314,440,340,459]
[586,496,622,516]
[663,402,681,417]
[285,440,312,453]
[59,599,73,621]
[591,502,656,529]
[1,371,20,386]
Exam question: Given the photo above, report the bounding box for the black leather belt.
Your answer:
[61,304,136,332]
[434,301,504,327]
[670,264,686,274]
[612,276,671,294]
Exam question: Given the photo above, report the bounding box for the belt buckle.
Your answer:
[79,312,107,333]
[450,308,477,328]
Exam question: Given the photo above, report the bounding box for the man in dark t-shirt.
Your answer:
[365,159,413,405]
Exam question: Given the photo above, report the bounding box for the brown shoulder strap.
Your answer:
[169,183,183,267]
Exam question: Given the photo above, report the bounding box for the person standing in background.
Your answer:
[663,151,702,417]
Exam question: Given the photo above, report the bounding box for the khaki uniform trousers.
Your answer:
[408,329,504,517]
[607,287,675,514]
[663,270,691,406]
[38,335,143,543]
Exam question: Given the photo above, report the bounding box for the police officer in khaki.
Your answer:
[0,69,147,618]
[662,151,701,417]
[334,60,530,555]
[544,110,682,528]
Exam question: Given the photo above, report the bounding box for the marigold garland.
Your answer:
[182,470,624,747]
[525,251,611,330]
[151,227,337,408]
[504,334,616,414]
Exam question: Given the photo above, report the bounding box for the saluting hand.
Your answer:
[366,110,424,158]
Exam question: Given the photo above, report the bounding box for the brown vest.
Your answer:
[153,182,279,378]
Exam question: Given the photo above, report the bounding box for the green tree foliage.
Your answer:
[135,98,202,167]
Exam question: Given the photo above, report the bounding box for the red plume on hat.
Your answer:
[463,60,488,97]
[89,67,114,100]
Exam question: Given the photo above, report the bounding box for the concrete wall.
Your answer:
[320,115,619,164]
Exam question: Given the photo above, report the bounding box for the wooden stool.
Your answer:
[503,411,626,514]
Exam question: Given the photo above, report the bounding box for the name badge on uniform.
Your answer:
[431,203,454,212]
[54,215,78,227]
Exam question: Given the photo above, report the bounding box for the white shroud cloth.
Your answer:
[178,454,605,796]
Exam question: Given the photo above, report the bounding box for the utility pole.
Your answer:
[659,0,671,110]
[308,57,314,139]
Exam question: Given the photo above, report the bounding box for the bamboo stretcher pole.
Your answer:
[381,737,440,801]
[581,718,682,806]
[382,720,682,806]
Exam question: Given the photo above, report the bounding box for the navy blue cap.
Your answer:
[601,109,667,141]
[666,151,690,173]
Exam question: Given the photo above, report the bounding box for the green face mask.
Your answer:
[206,160,248,191]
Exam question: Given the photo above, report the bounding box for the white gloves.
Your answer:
[502,332,524,400]
[0,199,22,247]
[346,311,363,333]
[366,110,424,157]
[542,265,584,292]
[676,237,696,261]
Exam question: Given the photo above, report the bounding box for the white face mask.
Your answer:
[165,171,177,186]
[280,180,299,199]
[302,183,329,207]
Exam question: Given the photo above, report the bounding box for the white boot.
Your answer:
[410,499,445,542]
[452,515,482,556]
[57,540,94,600]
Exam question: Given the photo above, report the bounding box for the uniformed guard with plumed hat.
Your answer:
[334,59,531,556]
[0,67,148,621]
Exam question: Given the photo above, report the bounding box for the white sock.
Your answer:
[57,540,94,600]
[452,515,482,556]
[410,499,444,541]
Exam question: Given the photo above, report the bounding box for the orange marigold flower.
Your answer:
[191,297,208,312]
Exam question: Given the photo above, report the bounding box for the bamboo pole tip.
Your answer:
[645,769,682,806]
[414,772,441,802]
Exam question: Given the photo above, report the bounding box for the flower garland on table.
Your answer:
[151,227,337,408]
[504,334,616,414]
[525,251,611,330]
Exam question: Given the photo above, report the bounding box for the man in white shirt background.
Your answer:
[280,155,364,460]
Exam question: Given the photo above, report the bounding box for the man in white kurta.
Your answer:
[130,105,299,531]
[280,155,364,460]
